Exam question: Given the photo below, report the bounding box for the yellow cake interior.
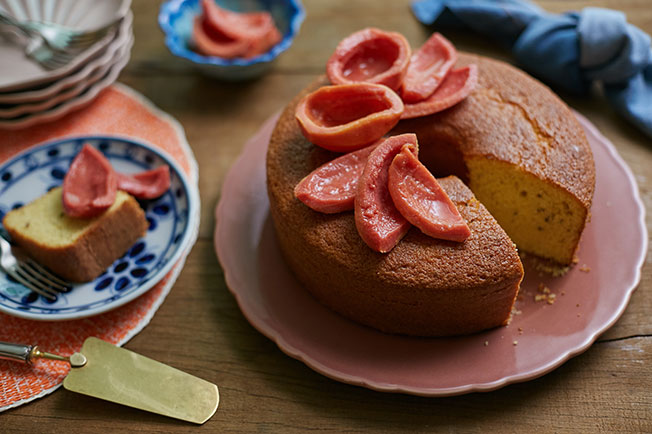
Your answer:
[3,187,132,248]
[466,157,587,264]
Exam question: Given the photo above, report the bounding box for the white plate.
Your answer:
[0,33,132,117]
[0,0,131,31]
[0,2,132,93]
[0,30,132,129]
[0,11,133,104]
[0,135,200,320]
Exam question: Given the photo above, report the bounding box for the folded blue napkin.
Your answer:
[412,0,652,138]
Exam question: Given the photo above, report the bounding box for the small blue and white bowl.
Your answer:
[159,0,305,81]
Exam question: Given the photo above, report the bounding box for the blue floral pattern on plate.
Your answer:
[0,136,199,320]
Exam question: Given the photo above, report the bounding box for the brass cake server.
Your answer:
[0,337,219,424]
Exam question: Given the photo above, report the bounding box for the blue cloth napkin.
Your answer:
[411,0,652,138]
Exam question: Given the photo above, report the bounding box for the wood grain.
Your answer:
[3,0,651,432]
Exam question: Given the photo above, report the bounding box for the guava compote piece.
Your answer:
[201,0,274,39]
[388,146,470,242]
[401,64,478,119]
[192,15,250,58]
[294,141,378,213]
[116,166,171,200]
[62,144,117,218]
[327,28,411,92]
[194,0,281,59]
[295,83,404,152]
[401,33,457,103]
[245,25,281,58]
[355,134,418,253]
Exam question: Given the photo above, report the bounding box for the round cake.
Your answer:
[266,52,595,336]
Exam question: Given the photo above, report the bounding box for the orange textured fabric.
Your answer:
[0,84,197,411]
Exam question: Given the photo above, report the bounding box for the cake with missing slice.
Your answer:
[266,51,594,336]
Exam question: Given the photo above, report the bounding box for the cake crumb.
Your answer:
[513,340,518,346]
[519,252,570,276]
[484,341,489,346]
[579,264,591,272]
[534,260,570,276]
[547,296,556,305]
[535,283,557,304]
[511,303,522,316]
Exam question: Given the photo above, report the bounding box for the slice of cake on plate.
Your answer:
[3,187,147,283]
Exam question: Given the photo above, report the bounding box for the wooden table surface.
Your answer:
[4,0,651,432]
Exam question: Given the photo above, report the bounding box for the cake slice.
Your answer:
[3,187,148,282]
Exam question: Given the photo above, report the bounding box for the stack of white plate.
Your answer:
[0,0,133,129]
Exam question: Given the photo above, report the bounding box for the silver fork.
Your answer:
[0,16,69,70]
[0,237,73,301]
[24,37,79,70]
[0,10,112,52]
[21,20,113,52]
[0,11,114,70]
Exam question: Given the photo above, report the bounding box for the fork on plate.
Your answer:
[20,19,113,52]
[23,37,79,70]
[0,10,112,50]
[0,237,73,300]
[0,10,115,70]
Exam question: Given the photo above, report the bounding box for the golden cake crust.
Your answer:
[269,171,523,335]
[267,76,526,335]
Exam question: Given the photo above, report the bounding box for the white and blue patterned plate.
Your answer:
[0,136,200,321]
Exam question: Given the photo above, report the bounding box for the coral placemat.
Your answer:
[0,83,199,411]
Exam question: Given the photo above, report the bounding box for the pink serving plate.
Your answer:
[214,112,647,396]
